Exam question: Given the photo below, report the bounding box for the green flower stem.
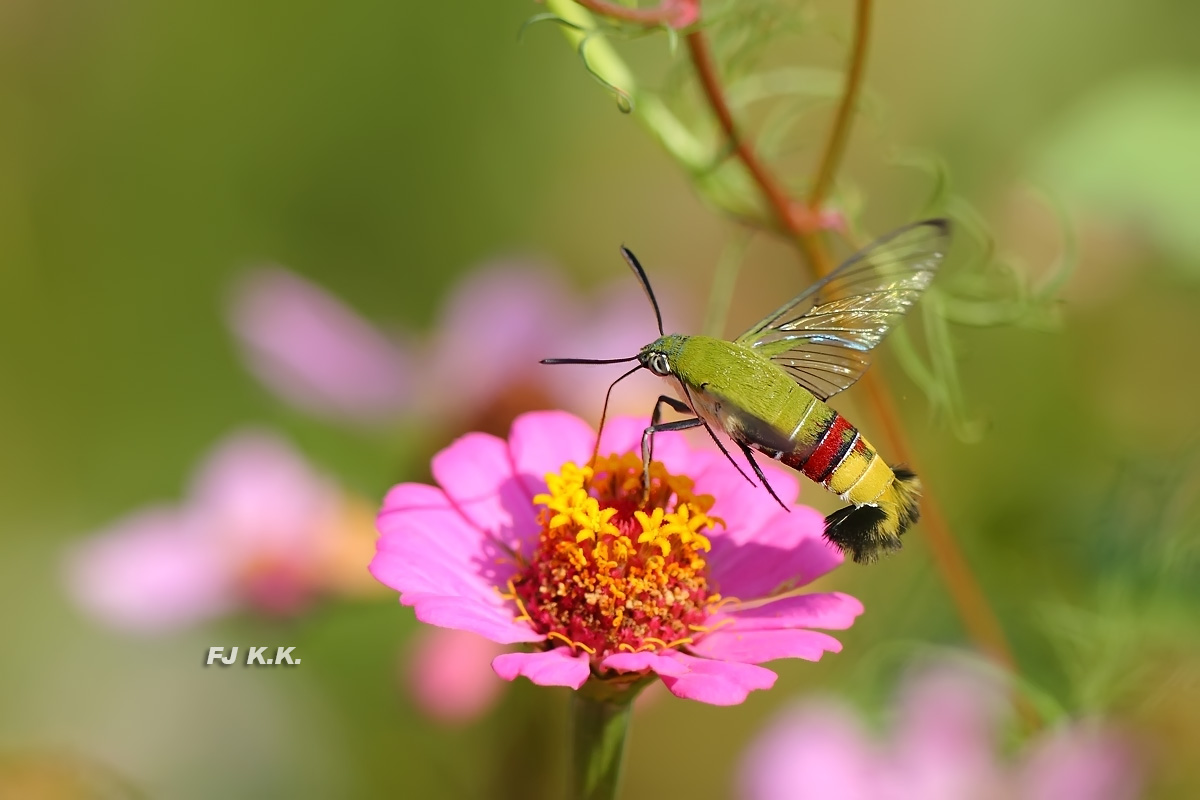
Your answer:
[568,686,635,800]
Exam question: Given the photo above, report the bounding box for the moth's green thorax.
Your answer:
[639,334,818,453]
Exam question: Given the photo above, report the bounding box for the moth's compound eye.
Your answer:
[649,353,671,376]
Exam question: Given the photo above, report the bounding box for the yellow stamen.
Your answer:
[546,631,597,654]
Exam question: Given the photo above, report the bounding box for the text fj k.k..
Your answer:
[206,646,300,666]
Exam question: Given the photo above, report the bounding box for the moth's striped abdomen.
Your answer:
[793,413,857,484]
[776,409,921,563]
[778,411,881,501]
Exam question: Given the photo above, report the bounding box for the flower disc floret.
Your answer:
[515,454,721,657]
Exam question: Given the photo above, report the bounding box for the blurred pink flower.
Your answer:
[370,410,862,706]
[738,661,1144,800]
[404,627,507,724]
[230,267,415,424]
[228,260,679,429]
[663,0,699,29]
[65,431,379,632]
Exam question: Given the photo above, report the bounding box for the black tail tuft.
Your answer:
[823,504,899,564]
[823,465,922,564]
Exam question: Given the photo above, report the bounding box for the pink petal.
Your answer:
[712,592,864,632]
[656,652,777,705]
[593,415,646,459]
[378,482,450,513]
[709,506,841,600]
[689,451,800,545]
[492,648,592,689]
[689,628,844,664]
[600,651,688,677]
[402,593,544,644]
[370,535,513,610]
[64,508,232,632]
[431,432,538,556]
[604,650,780,707]
[373,488,519,604]
[594,415,691,469]
[229,267,411,424]
[507,410,597,497]
[739,701,881,800]
[405,627,507,724]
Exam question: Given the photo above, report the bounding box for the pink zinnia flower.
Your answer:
[663,0,699,29]
[65,431,379,632]
[403,627,507,724]
[228,262,681,429]
[738,660,1144,800]
[370,410,863,705]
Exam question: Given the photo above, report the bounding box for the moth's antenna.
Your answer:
[590,364,642,467]
[541,355,639,365]
[620,246,664,337]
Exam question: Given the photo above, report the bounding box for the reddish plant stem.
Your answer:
[684,4,1025,695]
[687,28,835,275]
[684,33,806,225]
[860,374,1038,730]
[808,0,872,210]
[859,375,1014,668]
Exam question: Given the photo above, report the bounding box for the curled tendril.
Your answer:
[888,304,986,445]
[519,13,634,113]
[578,34,634,113]
[942,195,1077,330]
[518,12,587,42]
[891,151,952,221]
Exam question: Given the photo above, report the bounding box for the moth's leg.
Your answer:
[696,420,755,487]
[647,395,692,465]
[737,440,789,512]
[641,417,703,500]
[674,383,756,488]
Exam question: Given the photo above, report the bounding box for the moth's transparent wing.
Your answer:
[735,219,950,401]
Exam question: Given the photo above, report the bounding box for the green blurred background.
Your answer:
[3,0,1200,797]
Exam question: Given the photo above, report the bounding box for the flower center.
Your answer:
[510,453,721,658]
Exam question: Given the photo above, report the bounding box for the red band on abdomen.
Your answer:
[801,414,854,482]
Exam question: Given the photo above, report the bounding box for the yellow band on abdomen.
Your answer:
[828,446,870,496]
[845,452,893,505]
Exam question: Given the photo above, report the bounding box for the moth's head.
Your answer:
[638,334,687,377]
